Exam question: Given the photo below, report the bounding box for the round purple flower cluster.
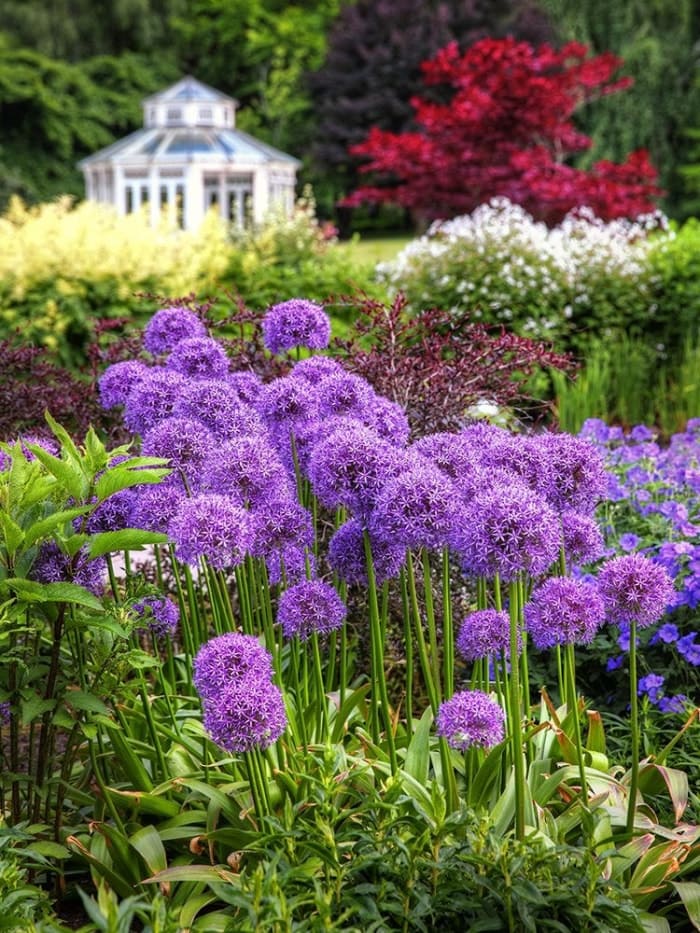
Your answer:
[168,494,252,570]
[262,299,331,355]
[141,417,214,487]
[372,460,458,550]
[99,360,149,409]
[598,554,675,628]
[456,609,512,660]
[194,633,285,753]
[166,336,230,380]
[31,542,106,596]
[436,690,505,750]
[328,519,406,586]
[276,579,347,641]
[133,596,180,637]
[525,577,605,649]
[143,306,207,355]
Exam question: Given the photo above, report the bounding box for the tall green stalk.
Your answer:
[508,579,526,841]
[626,619,641,836]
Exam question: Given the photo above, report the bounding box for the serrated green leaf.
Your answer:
[21,695,56,724]
[3,578,103,610]
[88,529,168,558]
[23,445,85,500]
[94,466,170,502]
[24,506,91,547]
[0,513,25,557]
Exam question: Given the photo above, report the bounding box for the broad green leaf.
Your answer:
[0,513,25,557]
[637,913,672,933]
[88,529,168,558]
[586,709,607,755]
[21,695,56,724]
[3,578,103,610]
[64,691,110,716]
[671,881,700,930]
[104,789,179,819]
[24,506,91,547]
[95,465,170,501]
[66,835,135,899]
[44,412,82,463]
[23,445,85,500]
[638,762,689,823]
[130,824,168,875]
[26,840,71,860]
[403,705,432,784]
[143,865,240,885]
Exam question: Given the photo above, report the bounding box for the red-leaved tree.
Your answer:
[343,37,661,224]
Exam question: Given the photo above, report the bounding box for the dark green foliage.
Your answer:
[538,0,700,218]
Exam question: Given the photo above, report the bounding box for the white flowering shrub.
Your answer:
[377,198,667,350]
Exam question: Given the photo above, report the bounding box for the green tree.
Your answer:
[539,0,700,217]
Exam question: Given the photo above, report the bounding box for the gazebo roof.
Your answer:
[79,126,301,168]
[142,75,238,106]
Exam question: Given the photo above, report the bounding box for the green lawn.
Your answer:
[335,233,413,266]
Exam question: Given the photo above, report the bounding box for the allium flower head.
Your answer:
[174,379,265,440]
[202,436,292,506]
[598,554,675,628]
[316,371,374,420]
[227,371,263,405]
[454,481,561,582]
[366,396,411,447]
[328,518,406,586]
[144,306,207,355]
[124,369,188,435]
[535,433,607,514]
[436,690,505,750]
[141,416,214,487]
[560,510,605,566]
[17,435,60,460]
[277,579,347,640]
[525,577,605,649]
[166,336,230,380]
[193,633,274,700]
[168,494,252,569]
[202,676,287,753]
[87,488,136,533]
[291,356,344,383]
[262,299,331,354]
[308,421,406,519]
[249,496,313,557]
[456,609,513,660]
[133,596,179,637]
[32,542,106,596]
[412,432,480,482]
[259,375,318,429]
[372,460,460,550]
[130,481,185,532]
[99,360,149,409]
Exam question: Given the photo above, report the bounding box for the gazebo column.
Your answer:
[149,167,160,227]
[218,175,227,222]
[114,166,127,216]
[185,164,204,230]
[252,167,269,223]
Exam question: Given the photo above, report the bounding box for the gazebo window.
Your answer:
[166,107,183,125]
[199,107,213,123]
[126,188,134,213]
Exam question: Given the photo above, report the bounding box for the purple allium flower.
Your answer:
[168,494,252,569]
[262,299,331,355]
[598,555,675,628]
[31,542,106,596]
[524,577,605,649]
[261,374,320,427]
[477,433,550,493]
[174,379,265,441]
[367,396,411,447]
[227,371,263,405]
[535,433,607,514]
[123,369,188,435]
[141,417,214,488]
[143,306,207,355]
[291,356,344,383]
[133,596,179,637]
[129,481,185,533]
[202,676,287,753]
[372,460,460,550]
[166,336,230,381]
[98,360,150,409]
[453,481,561,582]
[316,371,374,420]
[436,690,505,751]
[201,437,291,506]
[0,701,10,725]
[0,449,9,471]
[328,518,406,586]
[249,496,313,558]
[276,579,347,641]
[638,673,665,703]
[193,633,274,700]
[456,609,513,660]
[308,421,405,519]
[87,488,137,533]
[560,510,605,566]
[412,432,480,482]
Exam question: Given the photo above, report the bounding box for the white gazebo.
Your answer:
[78,76,301,230]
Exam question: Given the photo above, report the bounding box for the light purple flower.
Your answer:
[98,360,150,409]
[143,306,207,355]
[412,432,480,482]
[166,336,230,380]
[133,596,179,637]
[372,460,460,550]
[328,518,406,586]
[202,676,287,753]
[31,542,106,596]
[453,481,561,582]
[456,609,513,660]
[560,510,605,566]
[316,371,374,420]
[16,435,60,460]
[123,369,188,435]
[277,579,347,641]
[366,396,411,447]
[249,496,313,559]
[201,436,292,506]
[658,694,687,713]
[598,554,675,628]
[259,375,319,431]
[291,356,344,383]
[129,481,185,533]
[436,690,505,750]
[262,299,331,354]
[173,379,265,441]
[87,488,137,533]
[535,433,607,514]
[227,371,263,404]
[168,494,252,569]
[525,577,605,648]
[193,633,274,700]
[638,673,665,702]
[141,417,214,488]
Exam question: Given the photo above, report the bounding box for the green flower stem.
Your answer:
[401,575,414,727]
[508,579,526,841]
[233,565,254,635]
[626,618,641,837]
[311,632,330,744]
[422,549,442,702]
[364,531,398,774]
[404,559,439,715]
[442,549,454,700]
[565,643,589,806]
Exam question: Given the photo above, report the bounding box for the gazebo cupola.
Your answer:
[79,76,300,231]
